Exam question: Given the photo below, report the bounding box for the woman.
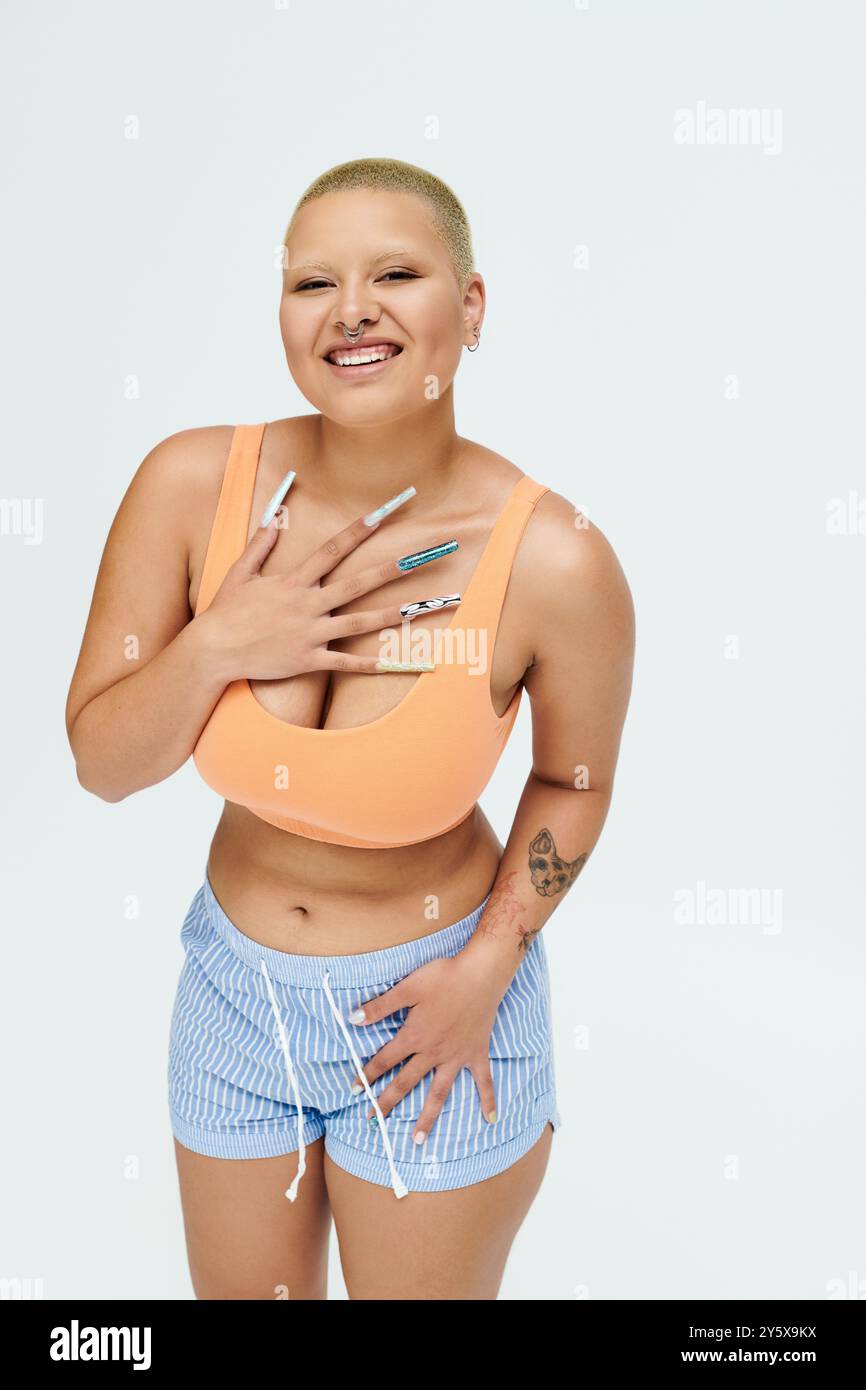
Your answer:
[65,158,635,1300]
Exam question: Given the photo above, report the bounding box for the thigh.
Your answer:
[173,1136,332,1300]
[325,1122,553,1300]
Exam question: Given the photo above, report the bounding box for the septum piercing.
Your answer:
[341,319,477,348]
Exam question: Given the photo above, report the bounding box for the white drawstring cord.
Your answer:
[260,959,306,1203]
[321,970,409,1199]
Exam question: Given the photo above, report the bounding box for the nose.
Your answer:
[332,282,381,335]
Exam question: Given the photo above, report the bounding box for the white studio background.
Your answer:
[1,0,863,1301]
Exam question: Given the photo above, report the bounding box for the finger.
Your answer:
[364,1057,431,1124]
[315,592,461,644]
[350,1033,418,1095]
[470,1060,498,1125]
[312,650,435,676]
[397,1065,461,1140]
[311,548,460,617]
[346,980,415,1027]
[322,594,461,643]
[293,486,416,588]
[229,510,281,580]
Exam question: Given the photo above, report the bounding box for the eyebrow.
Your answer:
[289,249,415,274]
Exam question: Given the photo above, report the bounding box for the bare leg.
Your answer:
[172,1136,331,1300]
[324,1122,553,1300]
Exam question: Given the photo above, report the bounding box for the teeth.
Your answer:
[329,346,399,366]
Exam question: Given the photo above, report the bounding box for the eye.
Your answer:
[294,270,419,292]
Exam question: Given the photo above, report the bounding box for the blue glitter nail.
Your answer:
[396,539,458,572]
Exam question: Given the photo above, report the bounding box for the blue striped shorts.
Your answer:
[167,871,561,1199]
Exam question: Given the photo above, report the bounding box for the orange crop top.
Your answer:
[191,423,550,848]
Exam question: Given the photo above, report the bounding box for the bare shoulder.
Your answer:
[125,423,236,516]
[120,424,254,592]
[513,484,636,652]
[90,425,238,583]
[157,413,312,510]
[519,486,630,586]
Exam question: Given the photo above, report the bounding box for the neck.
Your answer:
[309,392,467,516]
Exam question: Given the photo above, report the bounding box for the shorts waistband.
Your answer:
[200,869,492,989]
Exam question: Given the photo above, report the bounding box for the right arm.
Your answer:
[65,427,240,802]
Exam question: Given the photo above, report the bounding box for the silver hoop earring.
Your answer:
[466,324,481,352]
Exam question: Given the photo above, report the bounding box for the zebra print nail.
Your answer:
[399,593,462,618]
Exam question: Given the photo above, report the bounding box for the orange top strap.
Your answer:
[454,473,549,632]
[195,424,265,617]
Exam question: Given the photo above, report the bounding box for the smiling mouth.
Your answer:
[324,344,403,368]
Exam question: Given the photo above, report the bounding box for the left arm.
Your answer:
[348,493,636,1133]
[460,495,636,987]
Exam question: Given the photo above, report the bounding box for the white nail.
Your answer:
[259,470,296,527]
[374,660,435,673]
[348,1008,365,1024]
[363,485,416,527]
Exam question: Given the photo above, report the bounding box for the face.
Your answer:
[279,189,483,424]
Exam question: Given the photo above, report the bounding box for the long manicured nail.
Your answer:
[413,1130,427,1145]
[368,1115,379,1130]
[259,470,297,527]
[486,1109,497,1124]
[399,593,461,618]
[363,486,416,528]
[350,1081,364,1096]
[374,660,435,673]
[347,1008,365,1024]
[396,539,458,571]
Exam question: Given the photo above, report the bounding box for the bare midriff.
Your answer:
[205,801,503,954]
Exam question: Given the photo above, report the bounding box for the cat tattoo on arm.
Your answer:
[528,828,587,900]
[475,830,587,956]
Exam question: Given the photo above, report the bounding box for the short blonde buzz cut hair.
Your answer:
[284,157,475,295]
